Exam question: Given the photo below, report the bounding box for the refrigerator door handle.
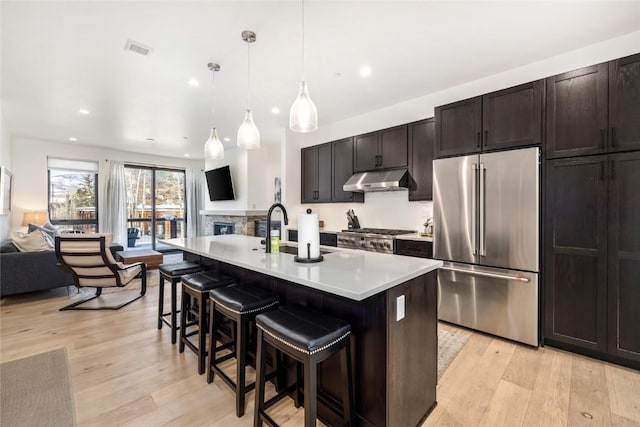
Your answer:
[471,163,478,255]
[439,266,531,283]
[479,163,486,256]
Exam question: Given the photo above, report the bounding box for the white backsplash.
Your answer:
[288,191,433,233]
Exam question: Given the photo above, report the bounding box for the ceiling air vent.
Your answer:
[124,39,152,56]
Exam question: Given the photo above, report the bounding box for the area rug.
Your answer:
[438,329,469,379]
[0,348,76,426]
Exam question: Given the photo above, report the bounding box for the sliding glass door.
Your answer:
[124,166,186,251]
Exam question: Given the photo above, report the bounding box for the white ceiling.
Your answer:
[2,1,639,159]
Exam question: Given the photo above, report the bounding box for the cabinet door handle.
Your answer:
[611,127,617,148]
[600,161,605,181]
[378,155,382,167]
[476,132,481,148]
[484,130,488,147]
[600,129,606,149]
[611,160,616,180]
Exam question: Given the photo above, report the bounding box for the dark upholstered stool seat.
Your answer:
[158,261,203,344]
[159,261,202,278]
[182,271,235,292]
[256,305,351,355]
[179,271,236,374]
[254,305,353,427]
[208,284,280,417]
[210,284,279,314]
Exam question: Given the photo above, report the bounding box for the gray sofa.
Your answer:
[0,240,124,297]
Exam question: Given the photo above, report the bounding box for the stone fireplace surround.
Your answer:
[201,211,268,237]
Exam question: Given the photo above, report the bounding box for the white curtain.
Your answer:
[186,168,203,237]
[102,160,127,246]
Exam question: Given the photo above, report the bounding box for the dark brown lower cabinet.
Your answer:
[607,151,640,363]
[545,152,640,368]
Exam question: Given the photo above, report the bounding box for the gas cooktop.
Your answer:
[340,228,416,236]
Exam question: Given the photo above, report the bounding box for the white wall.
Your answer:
[282,31,640,233]
[10,137,204,232]
[203,143,281,212]
[0,103,12,241]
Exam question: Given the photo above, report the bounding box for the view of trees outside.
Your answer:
[49,169,98,232]
[124,167,186,246]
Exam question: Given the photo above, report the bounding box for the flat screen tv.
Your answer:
[205,166,235,201]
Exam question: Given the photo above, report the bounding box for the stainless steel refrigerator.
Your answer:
[433,147,539,346]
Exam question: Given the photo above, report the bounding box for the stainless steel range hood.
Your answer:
[343,169,409,192]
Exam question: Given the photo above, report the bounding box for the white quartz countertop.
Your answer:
[160,235,442,301]
[394,233,433,242]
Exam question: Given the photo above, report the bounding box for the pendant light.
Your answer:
[289,0,317,133]
[204,63,225,159]
[237,30,260,149]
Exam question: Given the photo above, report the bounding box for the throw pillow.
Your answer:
[9,230,51,252]
[27,223,56,248]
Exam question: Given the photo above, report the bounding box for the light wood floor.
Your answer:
[1,271,639,427]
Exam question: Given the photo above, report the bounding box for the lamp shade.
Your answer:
[22,210,48,226]
[237,109,260,149]
[204,128,224,159]
[289,80,318,133]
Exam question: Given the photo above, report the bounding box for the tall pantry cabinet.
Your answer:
[544,53,640,368]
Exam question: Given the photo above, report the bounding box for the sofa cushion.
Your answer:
[9,230,51,252]
[0,240,18,253]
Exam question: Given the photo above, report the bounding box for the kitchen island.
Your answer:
[161,234,442,426]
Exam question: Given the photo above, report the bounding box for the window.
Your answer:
[48,158,99,233]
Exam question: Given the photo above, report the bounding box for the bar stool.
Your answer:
[254,305,353,427]
[179,271,235,374]
[208,284,280,417]
[158,261,203,344]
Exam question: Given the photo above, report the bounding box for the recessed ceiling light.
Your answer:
[223,137,230,142]
[271,107,280,114]
[184,154,190,157]
[145,138,155,142]
[359,66,372,78]
[182,136,188,140]
[78,108,90,115]
[333,72,342,78]
[187,79,199,87]
[69,137,78,142]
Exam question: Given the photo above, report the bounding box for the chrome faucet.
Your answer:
[265,203,289,253]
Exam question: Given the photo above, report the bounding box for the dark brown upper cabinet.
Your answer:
[408,118,434,201]
[482,80,543,151]
[332,137,364,203]
[546,63,608,159]
[609,53,640,153]
[435,81,543,158]
[434,97,481,158]
[354,125,408,172]
[546,53,640,159]
[301,143,332,203]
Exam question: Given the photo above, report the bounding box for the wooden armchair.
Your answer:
[55,234,147,311]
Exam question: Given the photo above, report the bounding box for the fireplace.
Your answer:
[213,221,235,235]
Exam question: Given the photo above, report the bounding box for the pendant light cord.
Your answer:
[247,41,251,109]
[301,0,305,80]
[211,69,216,122]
